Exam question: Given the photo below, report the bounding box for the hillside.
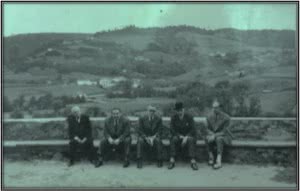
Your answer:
[3,26,297,116]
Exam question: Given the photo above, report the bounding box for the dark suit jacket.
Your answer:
[104,115,130,141]
[138,114,163,138]
[67,114,92,141]
[170,112,196,137]
[205,110,231,144]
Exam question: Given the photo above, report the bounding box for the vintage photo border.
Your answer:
[0,0,299,190]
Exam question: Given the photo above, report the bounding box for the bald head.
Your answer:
[71,106,81,117]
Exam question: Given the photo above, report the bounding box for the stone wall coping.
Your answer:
[3,117,297,123]
[4,140,296,148]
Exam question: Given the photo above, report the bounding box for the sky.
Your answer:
[3,2,297,36]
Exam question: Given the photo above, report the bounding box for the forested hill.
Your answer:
[3,25,296,78]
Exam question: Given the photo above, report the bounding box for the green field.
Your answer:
[78,97,175,114]
[3,27,297,117]
[4,84,105,101]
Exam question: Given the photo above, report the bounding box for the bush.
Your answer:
[3,96,13,112]
[248,96,261,117]
[10,109,24,118]
[147,34,198,55]
[85,107,106,117]
[13,95,25,109]
[162,103,176,117]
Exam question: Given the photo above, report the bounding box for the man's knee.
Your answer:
[187,136,195,143]
[170,136,179,144]
[100,139,109,146]
[123,137,131,143]
[70,139,77,145]
[153,137,162,145]
[215,137,224,144]
[69,140,79,149]
[137,137,145,145]
[83,141,94,149]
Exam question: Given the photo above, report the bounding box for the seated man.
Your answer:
[168,102,198,170]
[137,105,163,168]
[98,108,131,168]
[205,99,232,169]
[67,106,99,167]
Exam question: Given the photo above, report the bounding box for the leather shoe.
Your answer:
[213,163,222,169]
[123,160,130,168]
[191,163,198,170]
[157,160,163,168]
[137,159,143,169]
[168,162,175,170]
[68,160,74,167]
[94,160,103,168]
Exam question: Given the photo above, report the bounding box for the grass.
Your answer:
[79,97,175,114]
[4,84,105,101]
[3,30,296,116]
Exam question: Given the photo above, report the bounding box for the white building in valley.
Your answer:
[99,76,126,88]
[77,80,97,86]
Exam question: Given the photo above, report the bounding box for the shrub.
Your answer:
[3,95,13,112]
[248,96,261,117]
[10,109,24,118]
[85,107,106,117]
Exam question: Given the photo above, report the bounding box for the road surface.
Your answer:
[3,159,296,188]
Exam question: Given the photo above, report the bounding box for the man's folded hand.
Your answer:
[181,136,188,147]
[81,138,87,144]
[74,136,80,142]
[206,134,215,143]
[145,137,151,145]
[114,138,120,145]
[108,137,114,144]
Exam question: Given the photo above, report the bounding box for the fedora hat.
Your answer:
[174,102,184,111]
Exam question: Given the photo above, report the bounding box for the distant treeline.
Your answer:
[95,25,295,48]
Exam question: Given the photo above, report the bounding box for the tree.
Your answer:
[3,96,13,112]
[223,52,239,66]
[133,83,155,97]
[85,107,106,117]
[13,94,25,109]
[8,45,21,66]
[10,109,24,118]
[119,80,133,98]
[176,82,215,113]
[147,34,198,55]
[28,96,37,107]
[215,80,233,115]
[231,82,249,101]
[248,96,261,117]
[53,99,64,112]
[234,97,248,116]
[37,93,53,109]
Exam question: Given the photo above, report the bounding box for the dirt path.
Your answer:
[3,159,296,188]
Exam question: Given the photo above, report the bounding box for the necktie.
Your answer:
[214,113,218,131]
[149,116,154,132]
[114,118,118,133]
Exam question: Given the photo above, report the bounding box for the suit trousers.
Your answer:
[99,137,131,160]
[205,136,225,155]
[170,136,196,159]
[69,140,97,161]
[137,137,163,160]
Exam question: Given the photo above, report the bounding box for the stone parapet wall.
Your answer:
[3,117,297,141]
[4,144,296,167]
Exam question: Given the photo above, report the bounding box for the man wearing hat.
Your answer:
[67,106,99,167]
[168,102,198,170]
[136,105,163,168]
[205,99,232,169]
[97,108,131,168]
